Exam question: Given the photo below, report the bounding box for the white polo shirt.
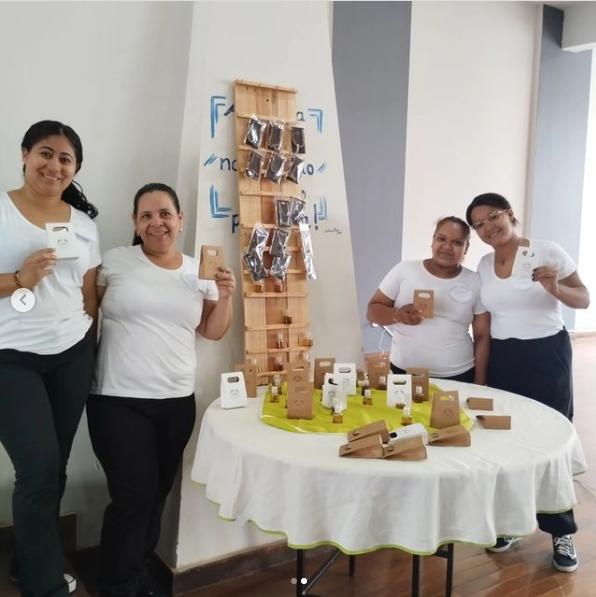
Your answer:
[92,245,219,399]
[0,191,101,354]
[379,260,486,377]
[478,239,576,340]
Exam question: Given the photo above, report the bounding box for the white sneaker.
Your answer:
[64,573,77,594]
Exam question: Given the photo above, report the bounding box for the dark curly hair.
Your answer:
[21,120,98,219]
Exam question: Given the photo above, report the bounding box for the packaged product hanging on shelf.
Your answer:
[275,198,293,228]
[270,254,292,281]
[266,120,285,152]
[245,151,264,179]
[265,152,286,183]
[291,198,307,225]
[290,126,306,154]
[244,224,269,282]
[299,222,317,280]
[243,252,268,282]
[244,115,266,148]
[286,154,304,183]
[270,228,290,257]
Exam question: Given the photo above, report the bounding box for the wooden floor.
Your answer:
[2,336,596,597]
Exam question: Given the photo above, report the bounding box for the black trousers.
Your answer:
[0,331,94,597]
[390,363,475,383]
[87,394,196,597]
[488,329,577,537]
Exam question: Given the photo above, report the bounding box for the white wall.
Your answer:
[175,1,360,568]
[562,2,596,52]
[576,49,596,331]
[402,1,539,267]
[0,1,193,549]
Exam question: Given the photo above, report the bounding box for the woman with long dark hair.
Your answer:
[466,192,589,572]
[0,120,100,595]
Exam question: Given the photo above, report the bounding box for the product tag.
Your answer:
[430,391,460,429]
[199,245,224,280]
[406,367,430,402]
[333,363,357,396]
[220,372,248,409]
[46,223,79,260]
[233,362,258,398]
[413,289,434,318]
[477,415,511,429]
[386,374,412,408]
[466,397,494,410]
[314,358,335,389]
[348,420,389,443]
[511,238,545,279]
[339,435,383,459]
[382,436,427,461]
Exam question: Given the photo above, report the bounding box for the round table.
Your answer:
[191,381,586,555]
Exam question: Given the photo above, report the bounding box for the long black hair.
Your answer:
[132,182,181,245]
[465,193,517,227]
[21,120,98,219]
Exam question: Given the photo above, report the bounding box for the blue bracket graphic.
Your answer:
[209,185,231,219]
[210,95,227,138]
[203,153,218,167]
[313,196,328,226]
[316,162,327,174]
[307,108,324,133]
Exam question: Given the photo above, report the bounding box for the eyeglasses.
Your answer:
[472,209,507,231]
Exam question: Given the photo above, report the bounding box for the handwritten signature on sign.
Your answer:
[324,227,342,235]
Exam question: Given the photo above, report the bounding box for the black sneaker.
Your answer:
[486,536,521,553]
[552,535,578,572]
[9,568,76,594]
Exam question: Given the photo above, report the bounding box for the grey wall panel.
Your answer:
[531,6,592,329]
[332,1,411,353]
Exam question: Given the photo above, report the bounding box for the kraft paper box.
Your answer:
[46,223,79,260]
[477,415,511,430]
[287,361,310,389]
[339,435,383,459]
[220,372,248,409]
[368,361,390,390]
[333,363,357,395]
[287,381,314,419]
[428,424,471,447]
[314,358,335,389]
[386,374,412,408]
[413,289,434,318]
[363,352,390,371]
[406,367,430,402]
[199,245,224,280]
[382,436,427,461]
[233,363,258,398]
[348,420,390,444]
[467,397,494,411]
[430,391,460,429]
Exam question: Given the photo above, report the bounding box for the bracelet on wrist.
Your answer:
[14,271,23,290]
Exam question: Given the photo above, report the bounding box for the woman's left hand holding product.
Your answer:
[214,266,236,298]
[533,266,590,309]
[532,266,559,297]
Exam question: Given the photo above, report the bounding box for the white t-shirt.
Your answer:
[0,191,101,354]
[477,239,576,340]
[379,261,486,377]
[92,245,219,399]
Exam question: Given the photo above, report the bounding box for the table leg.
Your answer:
[411,554,421,597]
[445,543,454,597]
[349,554,356,576]
[296,549,304,597]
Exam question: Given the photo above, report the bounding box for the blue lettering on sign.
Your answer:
[307,108,323,133]
[313,196,328,230]
[317,162,327,173]
[209,185,231,219]
[210,96,226,139]
[203,153,218,167]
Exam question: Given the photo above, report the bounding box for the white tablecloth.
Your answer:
[191,381,587,555]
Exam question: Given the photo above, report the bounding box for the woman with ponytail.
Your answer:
[0,120,101,596]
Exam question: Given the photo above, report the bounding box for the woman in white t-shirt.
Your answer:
[466,192,589,572]
[0,120,100,596]
[87,183,235,597]
[367,216,490,384]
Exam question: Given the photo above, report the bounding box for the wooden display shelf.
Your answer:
[235,80,312,378]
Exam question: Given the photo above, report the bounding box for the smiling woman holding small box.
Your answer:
[0,120,100,596]
[367,216,490,385]
[466,192,589,573]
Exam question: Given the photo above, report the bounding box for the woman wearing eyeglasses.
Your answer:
[466,192,589,573]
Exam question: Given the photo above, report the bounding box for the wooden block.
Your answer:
[477,415,511,430]
[347,420,389,444]
[339,435,383,459]
[428,425,471,447]
[382,436,427,461]
[467,397,494,410]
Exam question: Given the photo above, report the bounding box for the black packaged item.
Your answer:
[275,198,293,228]
[247,225,269,257]
[245,151,263,180]
[270,254,292,281]
[287,155,304,183]
[270,228,290,258]
[290,126,306,154]
[291,198,307,225]
[267,121,284,152]
[244,115,266,149]
[243,252,268,282]
[265,153,286,184]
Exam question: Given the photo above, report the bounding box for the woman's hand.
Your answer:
[394,303,424,325]
[18,249,56,289]
[214,267,236,299]
[533,266,559,298]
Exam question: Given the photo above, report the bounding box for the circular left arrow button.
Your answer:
[11,288,36,313]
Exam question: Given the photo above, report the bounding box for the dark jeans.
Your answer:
[488,329,577,537]
[390,363,475,383]
[87,394,196,597]
[0,331,94,597]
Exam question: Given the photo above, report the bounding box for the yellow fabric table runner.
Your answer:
[260,384,473,434]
